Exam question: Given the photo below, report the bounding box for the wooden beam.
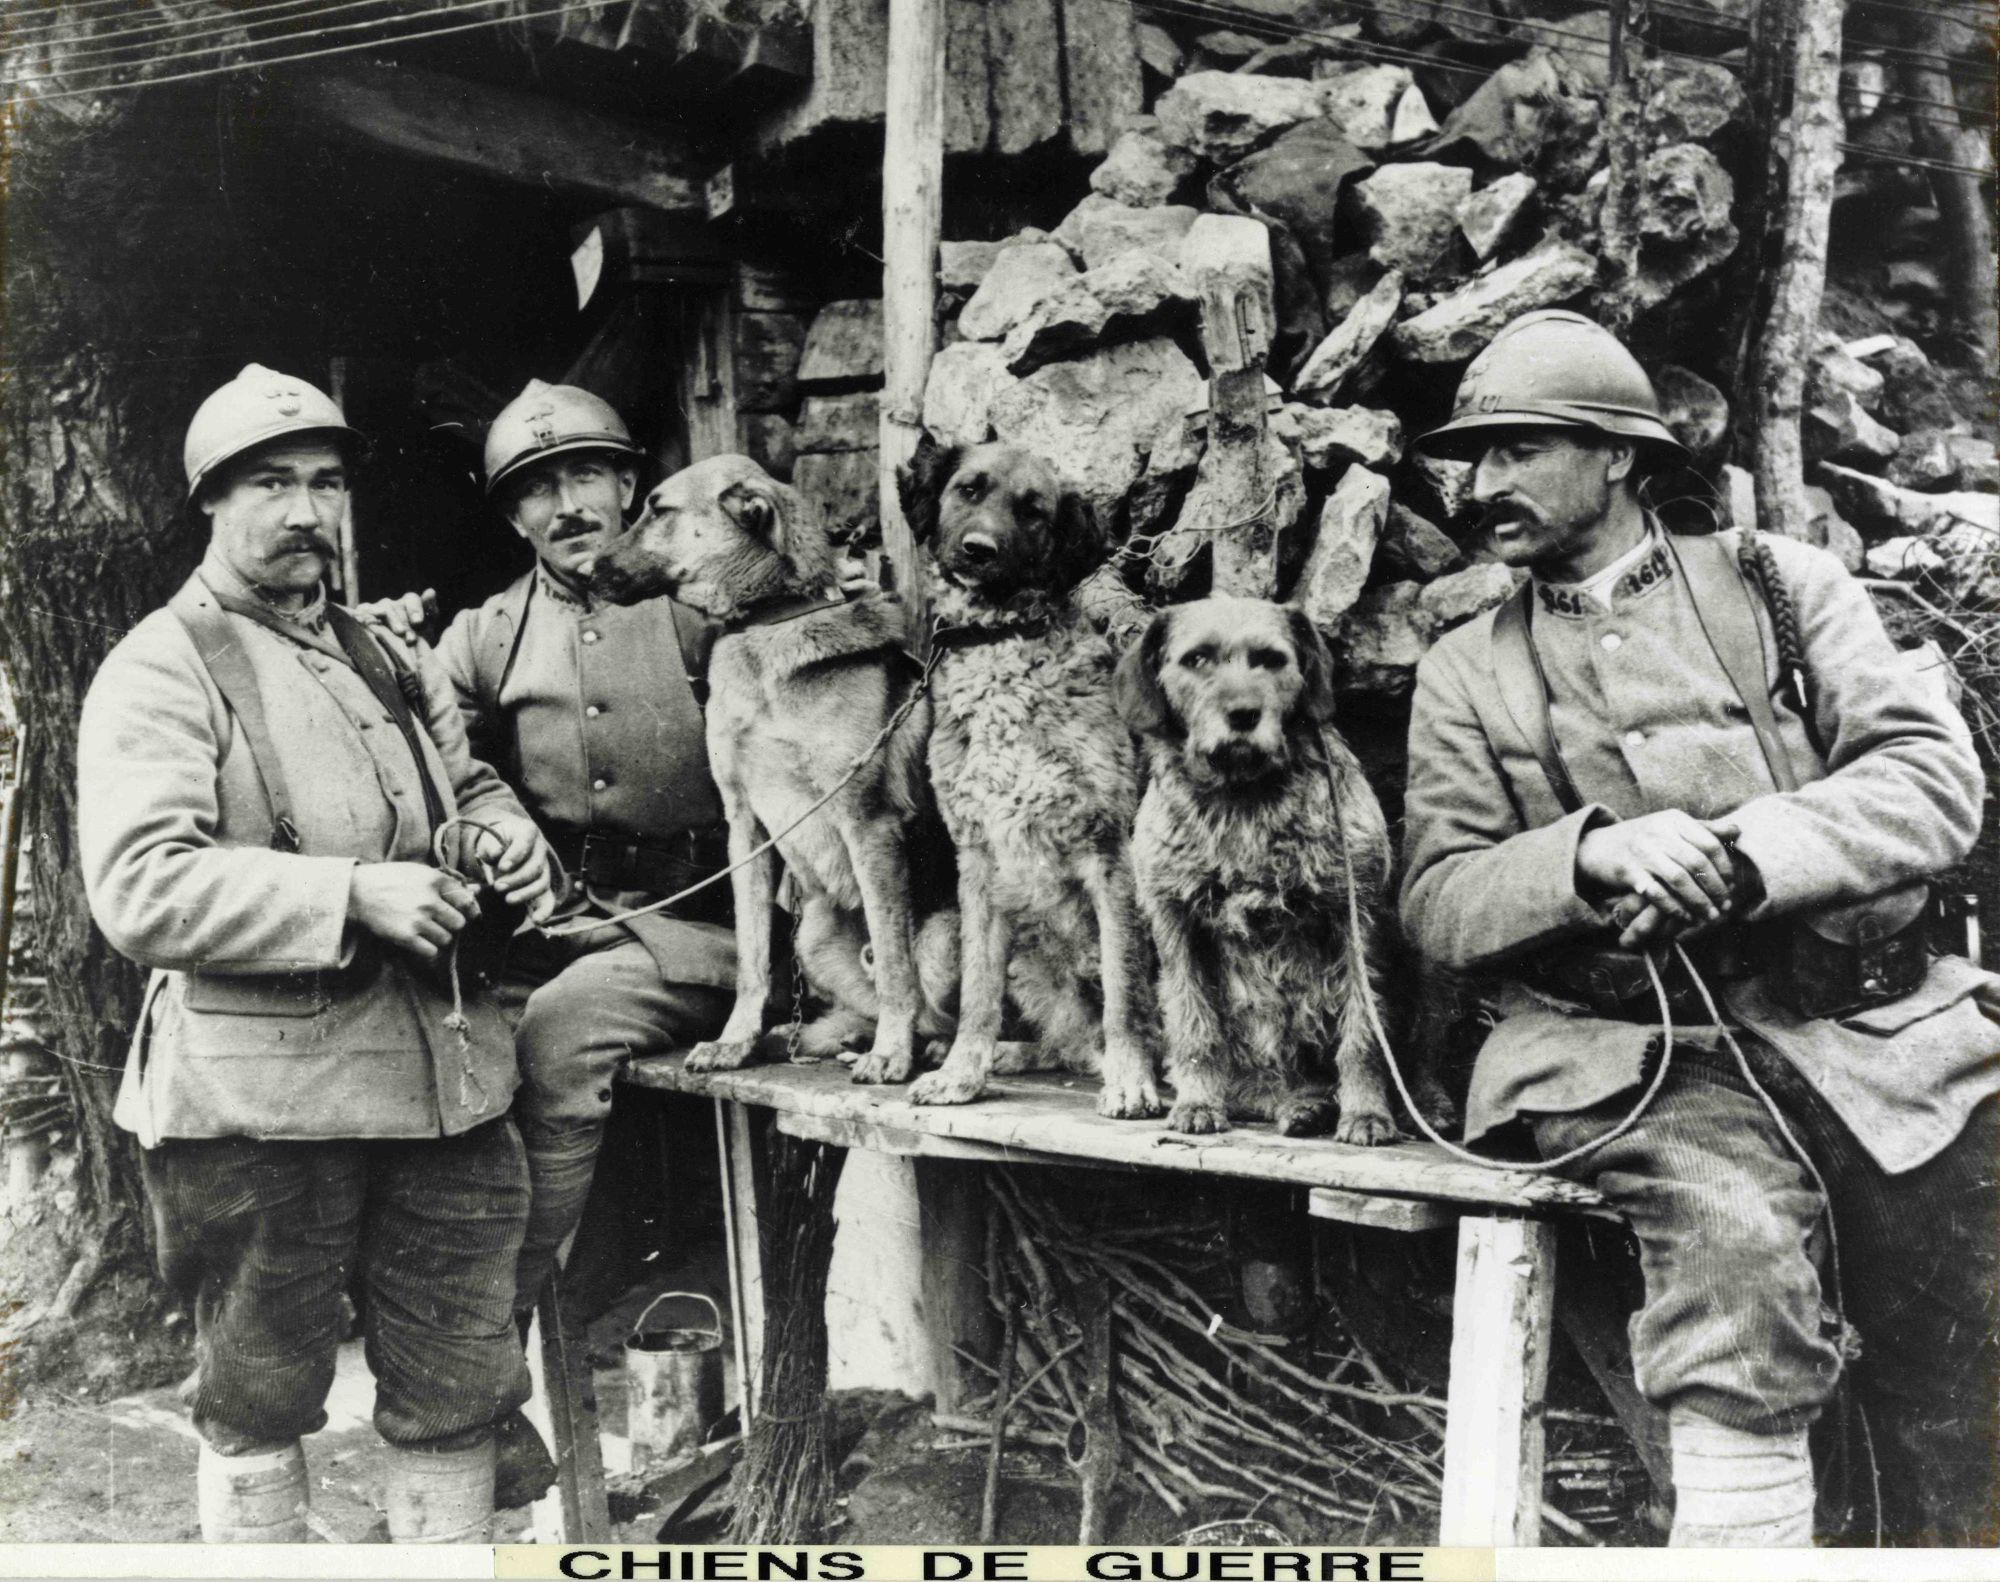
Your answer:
[913,1159,998,1417]
[879,0,944,624]
[277,58,703,214]
[1439,1215,1557,1545]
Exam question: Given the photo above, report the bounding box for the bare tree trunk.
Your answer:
[1748,0,1846,542]
[1723,0,1796,440]
[0,105,224,1259]
[1900,17,1997,372]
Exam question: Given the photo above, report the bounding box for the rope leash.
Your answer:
[427,813,510,1115]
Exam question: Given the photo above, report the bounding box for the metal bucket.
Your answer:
[624,1290,724,1471]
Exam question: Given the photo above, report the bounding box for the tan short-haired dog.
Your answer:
[1116,596,1399,1142]
[584,454,955,1081]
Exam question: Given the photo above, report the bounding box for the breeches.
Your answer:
[496,931,729,1310]
[1531,1041,2000,1543]
[143,1119,532,1455]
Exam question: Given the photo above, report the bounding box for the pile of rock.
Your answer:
[910,6,1993,701]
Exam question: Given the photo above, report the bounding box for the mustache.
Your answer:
[1477,503,1538,533]
[547,515,617,543]
[279,532,337,557]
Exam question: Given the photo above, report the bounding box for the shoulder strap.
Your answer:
[327,606,450,837]
[1489,585,1585,815]
[490,573,535,710]
[168,582,301,853]
[1663,533,1803,793]
[667,598,717,712]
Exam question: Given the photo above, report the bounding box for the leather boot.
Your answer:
[1668,1409,1816,1547]
[196,1441,309,1542]
[383,1438,497,1543]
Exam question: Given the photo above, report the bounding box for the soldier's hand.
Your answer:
[468,813,557,923]
[351,590,437,649]
[348,862,480,961]
[1578,812,1740,931]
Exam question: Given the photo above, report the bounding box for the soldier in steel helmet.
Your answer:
[1398,312,2000,1545]
[76,365,557,1542]
[362,382,734,1354]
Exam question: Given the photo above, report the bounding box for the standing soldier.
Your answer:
[1399,312,2000,1546]
[368,380,734,1336]
[78,364,556,1543]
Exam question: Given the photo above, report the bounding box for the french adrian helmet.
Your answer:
[183,364,365,500]
[482,379,641,496]
[1417,310,1687,461]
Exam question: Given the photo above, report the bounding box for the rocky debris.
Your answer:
[1390,81,1441,145]
[987,336,1204,530]
[1352,163,1473,280]
[1331,581,1428,696]
[797,392,880,453]
[1419,562,1520,632]
[1192,28,1262,66]
[1321,64,1418,153]
[1458,173,1537,263]
[1947,434,2000,492]
[798,300,885,391]
[1654,365,1730,466]
[958,243,1077,342]
[1390,243,1599,363]
[1380,501,1464,579]
[1219,119,1373,291]
[1127,406,1202,540]
[1886,429,1957,492]
[1275,404,1404,473]
[1426,49,1566,168]
[939,241,1004,297]
[1803,485,1866,572]
[999,252,1197,374]
[1641,59,1743,145]
[1820,463,2000,539]
[1865,535,1950,580]
[1064,200,1201,269]
[1861,336,1960,432]
[1155,71,1326,162]
[1805,393,1900,467]
[1136,22,1183,81]
[1090,119,1198,206]
[1294,269,1404,399]
[1628,143,1738,312]
[1297,466,1390,625]
[1809,342,1888,412]
[922,341,1014,448]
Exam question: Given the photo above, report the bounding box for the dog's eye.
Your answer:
[1016,498,1046,521]
[956,478,984,501]
[1180,651,1212,670]
[1248,648,1288,671]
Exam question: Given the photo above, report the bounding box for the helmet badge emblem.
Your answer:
[265,383,304,418]
[524,399,559,447]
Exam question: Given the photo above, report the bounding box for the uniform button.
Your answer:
[592,777,608,792]
[582,630,600,645]
[585,705,602,719]
[1600,633,1623,653]
[357,720,373,731]
[1624,730,1645,748]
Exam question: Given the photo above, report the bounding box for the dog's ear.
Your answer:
[1049,489,1110,595]
[719,474,800,557]
[1286,605,1339,724]
[896,432,960,544]
[1114,607,1177,737]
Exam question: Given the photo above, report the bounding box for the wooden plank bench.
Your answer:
[593,1054,1617,1546]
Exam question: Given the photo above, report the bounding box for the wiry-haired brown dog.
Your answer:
[583,454,957,1082]
[1116,597,1398,1142]
[897,437,1162,1118]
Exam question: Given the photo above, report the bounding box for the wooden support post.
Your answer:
[1746,0,1846,543]
[879,0,945,630]
[912,1159,996,1416]
[1596,0,1650,334]
[716,1099,768,1421]
[526,1273,612,1542]
[1179,214,1283,599]
[1439,1214,1557,1546]
[680,287,740,464]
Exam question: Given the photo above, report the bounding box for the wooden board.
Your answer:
[624,1056,1610,1216]
[986,0,1065,154]
[943,0,995,155]
[1060,0,1143,157]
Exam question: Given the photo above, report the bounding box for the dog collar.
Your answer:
[929,614,1054,652]
[719,586,857,635]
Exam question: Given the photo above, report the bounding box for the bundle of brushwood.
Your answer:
[933,1170,1644,1545]
[727,1128,849,1543]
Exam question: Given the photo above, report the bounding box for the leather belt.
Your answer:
[547,826,733,926]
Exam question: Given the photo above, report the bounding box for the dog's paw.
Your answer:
[849,1051,916,1085]
[1165,1099,1230,1135]
[684,1038,757,1074]
[910,1066,986,1106]
[1098,1074,1164,1121]
[1275,1094,1338,1137]
[1333,1108,1400,1147]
